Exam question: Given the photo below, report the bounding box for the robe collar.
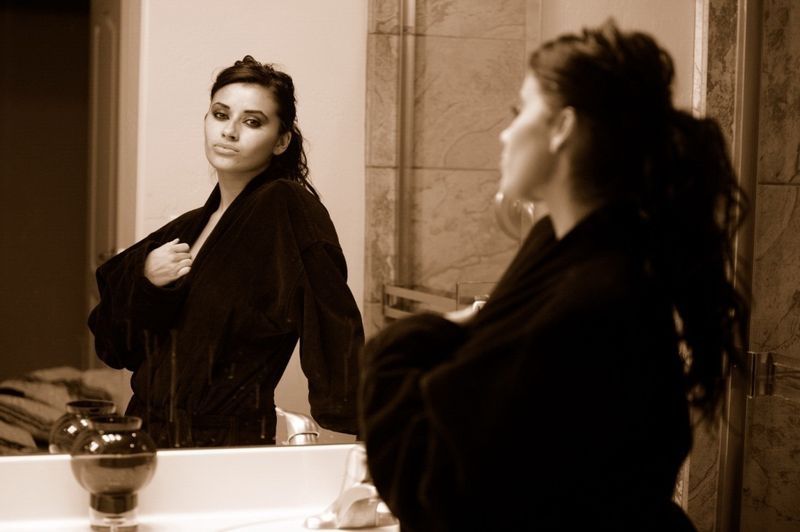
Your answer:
[187,167,279,267]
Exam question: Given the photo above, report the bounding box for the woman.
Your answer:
[359,20,748,531]
[89,56,364,448]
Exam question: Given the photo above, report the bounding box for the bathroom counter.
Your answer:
[0,444,398,531]
[3,509,399,531]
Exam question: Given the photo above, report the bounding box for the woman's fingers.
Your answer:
[145,239,194,286]
[174,258,192,278]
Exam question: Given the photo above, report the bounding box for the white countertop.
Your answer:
[0,444,399,531]
[2,509,400,531]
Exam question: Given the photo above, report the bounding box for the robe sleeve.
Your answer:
[87,232,189,372]
[358,313,467,530]
[292,240,365,435]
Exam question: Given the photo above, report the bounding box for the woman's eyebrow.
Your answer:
[211,102,267,118]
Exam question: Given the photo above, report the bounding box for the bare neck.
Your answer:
[541,167,603,239]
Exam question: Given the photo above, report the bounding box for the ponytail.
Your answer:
[641,110,749,419]
[529,19,750,419]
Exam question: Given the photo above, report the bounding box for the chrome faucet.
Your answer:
[275,406,320,445]
[304,443,398,529]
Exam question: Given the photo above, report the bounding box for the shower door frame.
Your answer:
[714,0,763,530]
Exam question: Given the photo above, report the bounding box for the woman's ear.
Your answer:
[549,106,576,153]
[273,131,292,155]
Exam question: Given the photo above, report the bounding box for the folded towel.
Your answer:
[0,367,115,425]
[0,365,131,454]
[27,365,114,404]
[0,394,63,443]
[28,366,83,382]
[0,418,37,454]
[0,379,74,411]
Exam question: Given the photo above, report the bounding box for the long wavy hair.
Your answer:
[211,55,319,199]
[527,20,750,419]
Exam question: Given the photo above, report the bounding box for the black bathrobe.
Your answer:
[360,205,696,531]
[89,170,364,447]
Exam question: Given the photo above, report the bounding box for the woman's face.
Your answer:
[204,82,290,178]
[499,74,557,201]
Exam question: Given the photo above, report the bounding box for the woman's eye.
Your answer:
[213,111,228,120]
[244,118,262,128]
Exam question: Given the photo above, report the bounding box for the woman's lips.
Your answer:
[213,144,238,154]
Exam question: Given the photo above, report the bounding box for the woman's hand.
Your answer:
[443,297,487,324]
[144,239,192,287]
[444,306,475,324]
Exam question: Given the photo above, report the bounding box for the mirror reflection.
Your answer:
[87,55,364,449]
[0,0,367,455]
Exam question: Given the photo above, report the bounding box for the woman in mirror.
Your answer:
[359,20,748,531]
[89,56,364,448]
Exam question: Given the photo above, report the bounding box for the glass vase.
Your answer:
[70,415,157,531]
[48,399,117,454]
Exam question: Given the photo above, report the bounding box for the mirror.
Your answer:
[0,0,705,458]
[0,0,367,455]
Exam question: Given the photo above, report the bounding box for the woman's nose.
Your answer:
[499,126,510,145]
[222,123,238,140]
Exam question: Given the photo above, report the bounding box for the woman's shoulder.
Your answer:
[253,178,322,208]
[251,178,331,220]
[249,178,339,244]
[558,248,649,313]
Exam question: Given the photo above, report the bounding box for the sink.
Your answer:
[0,444,399,531]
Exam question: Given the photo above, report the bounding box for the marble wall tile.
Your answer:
[363,300,388,340]
[705,0,738,145]
[749,184,800,359]
[415,0,525,39]
[369,0,400,35]
[687,418,721,532]
[366,33,399,168]
[413,35,525,170]
[410,168,517,293]
[758,0,800,184]
[363,166,398,338]
[741,4,800,528]
[740,395,800,532]
[364,167,398,303]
